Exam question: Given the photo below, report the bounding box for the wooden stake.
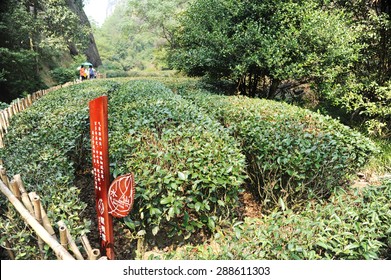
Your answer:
[13,174,34,215]
[57,220,84,260]
[90,249,101,260]
[39,204,57,241]
[59,224,68,249]
[81,234,100,260]
[0,180,74,260]
[29,192,45,259]
[0,166,10,187]
[9,179,21,199]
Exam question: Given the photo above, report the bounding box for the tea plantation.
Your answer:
[0,78,389,260]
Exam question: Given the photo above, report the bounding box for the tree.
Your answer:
[93,0,190,72]
[317,0,391,137]
[168,0,361,98]
[0,0,93,102]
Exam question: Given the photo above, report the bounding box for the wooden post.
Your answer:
[9,179,21,199]
[29,192,45,259]
[59,224,68,249]
[0,166,10,187]
[39,204,57,241]
[57,220,84,260]
[81,234,100,260]
[13,174,34,215]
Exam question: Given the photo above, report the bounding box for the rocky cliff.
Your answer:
[66,0,102,67]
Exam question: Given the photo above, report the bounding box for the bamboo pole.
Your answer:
[59,224,68,249]
[9,179,21,199]
[0,180,75,260]
[90,249,101,260]
[80,234,93,258]
[13,174,34,215]
[80,234,100,260]
[29,192,45,259]
[0,166,10,187]
[57,220,84,260]
[39,204,57,241]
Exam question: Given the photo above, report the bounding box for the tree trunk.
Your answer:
[268,78,281,99]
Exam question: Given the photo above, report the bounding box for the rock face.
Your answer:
[66,0,102,67]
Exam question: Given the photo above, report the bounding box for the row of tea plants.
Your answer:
[0,78,388,259]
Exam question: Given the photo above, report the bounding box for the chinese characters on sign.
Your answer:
[89,96,114,260]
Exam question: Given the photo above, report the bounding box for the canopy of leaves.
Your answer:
[168,0,360,98]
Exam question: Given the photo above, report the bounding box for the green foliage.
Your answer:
[50,67,77,85]
[0,79,246,258]
[312,1,391,138]
[168,0,360,98]
[163,181,391,260]
[176,86,378,208]
[108,80,246,238]
[0,102,9,110]
[0,48,44,102]
[93,0,189,73]
[0,0,91,102]
[0,78,384,259]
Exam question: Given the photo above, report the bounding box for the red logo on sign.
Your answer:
[108,174,135,218]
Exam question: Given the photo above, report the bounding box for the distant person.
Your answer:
[79,66,86,81]
[89,66,95,79]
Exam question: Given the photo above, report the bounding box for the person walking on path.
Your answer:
[79,66,86,81]
[89,66,95,79]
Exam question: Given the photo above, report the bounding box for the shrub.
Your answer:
[0,102,9,110]
[50,67,76,85]
[176,87,378,209]
[108,80,246,238]
[163,180,391,260]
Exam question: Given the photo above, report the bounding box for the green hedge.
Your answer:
[163,181,391,260]
[108,80,246,238]
[175,87,378,208]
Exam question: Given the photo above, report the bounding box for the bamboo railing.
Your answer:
[0,81,75,148]
[0,167,102,260]
[0,81,105,260]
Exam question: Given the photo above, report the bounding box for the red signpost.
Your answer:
[89,95,135,260]
[89,95,115,260]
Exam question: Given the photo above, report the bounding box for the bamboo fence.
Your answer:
[0,81,106,260]
[0,81,75,148]
[0,167,102,260]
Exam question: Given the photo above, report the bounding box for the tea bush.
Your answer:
[163,180,391,260]
[0,102,9,110]
[108,80,246,238]
[176,87,378,208]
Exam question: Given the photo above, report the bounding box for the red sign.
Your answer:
[108,173,135,218]
[89,96,114,260]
